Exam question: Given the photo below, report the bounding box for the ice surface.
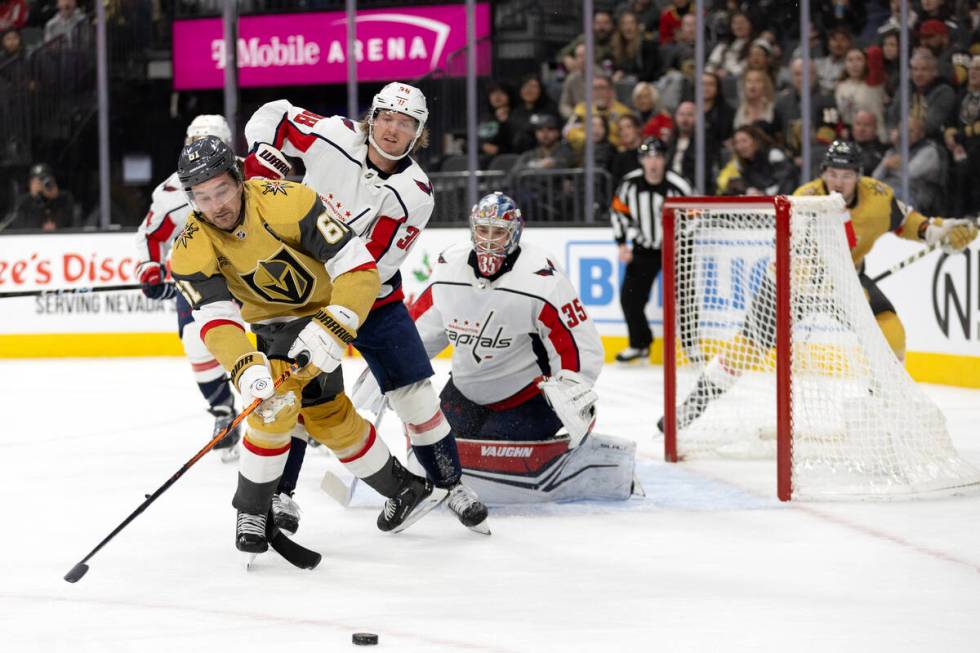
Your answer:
[1,357,978,652]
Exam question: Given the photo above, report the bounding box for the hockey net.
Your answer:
[661,194,980,500]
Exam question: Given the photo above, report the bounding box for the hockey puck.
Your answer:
[352,632,378,646]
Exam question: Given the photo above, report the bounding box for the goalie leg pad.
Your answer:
[457,433,636,504]
[389,380,461,487]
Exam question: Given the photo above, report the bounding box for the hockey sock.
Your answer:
[233,438,290,514]
[199,375,233,410]
[276,436,307,497]
[412,437,462,488]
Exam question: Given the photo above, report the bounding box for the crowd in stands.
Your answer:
[473,0,980,220]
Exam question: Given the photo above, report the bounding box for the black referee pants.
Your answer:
[619,246,661,350]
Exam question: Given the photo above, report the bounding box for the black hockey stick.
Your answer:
[64,355,318,583]
[0,283,171,299]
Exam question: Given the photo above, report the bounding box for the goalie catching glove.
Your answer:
[287,305,359,375]
[538,370,598,447]
[923,218,979,254]
[243,142,291,180]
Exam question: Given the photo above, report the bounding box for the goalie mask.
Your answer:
[368,82,428,161]
[185,114,232,146]
[470,192,524,277]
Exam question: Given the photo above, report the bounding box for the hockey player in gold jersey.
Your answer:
[170,136,444,556]
[659,140,977,433]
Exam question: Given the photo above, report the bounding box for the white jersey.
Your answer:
[244,100,435,309]
[134,170,192,269]
[411,242,603,408]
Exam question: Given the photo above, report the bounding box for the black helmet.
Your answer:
[637,137,669,158]
[177,135,240,191]
[821,140,862,172]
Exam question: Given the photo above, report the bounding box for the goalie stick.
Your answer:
[64,355,319,583]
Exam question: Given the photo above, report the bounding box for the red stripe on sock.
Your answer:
[243,438,291,457]
[406,410,444,435]
[338,424,377,464]
[190,359,221,372]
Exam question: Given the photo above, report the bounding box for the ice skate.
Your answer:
[236,511,268,570]
[271,492,301,535]
[447,482,490,535]
[615,347,649,364]
[377,473,447,534]
[209,404,240,463]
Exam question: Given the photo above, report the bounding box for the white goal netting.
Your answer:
[666,195,980,500]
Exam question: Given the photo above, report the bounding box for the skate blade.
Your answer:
[390,488,449,534]
[466,519,492,536]
[631,475,647,497]
[243,552,258,571]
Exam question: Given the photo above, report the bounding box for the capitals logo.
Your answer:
[445,310,512,363]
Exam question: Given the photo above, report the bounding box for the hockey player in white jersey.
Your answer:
[134,115,242,462]
[243,82,489,532]
[355,193,639,504]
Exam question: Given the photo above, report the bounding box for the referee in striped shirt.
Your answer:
[610,137,693,363]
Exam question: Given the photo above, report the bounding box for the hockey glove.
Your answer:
[287,305,359,375]
[351,366,386,416]
[232,351,275,405]
[538,370,598,447]
[137,261,177,300]
[924,218,979,254]
[243,142,292,180]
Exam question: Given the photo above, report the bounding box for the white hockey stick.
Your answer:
[872,217,979,283]
[319,401,387,506]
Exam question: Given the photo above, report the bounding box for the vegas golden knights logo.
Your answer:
[242,247,314,304]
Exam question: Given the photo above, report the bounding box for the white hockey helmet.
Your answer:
[368,82,428,161]
[185,114,232,146]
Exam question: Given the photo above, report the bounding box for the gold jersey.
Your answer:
[793,177,929,268]
[171,179,374,324]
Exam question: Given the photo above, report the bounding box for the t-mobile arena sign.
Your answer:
[172,4,490,90]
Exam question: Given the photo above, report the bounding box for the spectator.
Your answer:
[666,100,720,194]
[851,110,887,174]
[641,109,674,142]
[510,74,560,153]
[631,81,661,124]
[512,113,576,173]
[716,125,797,196]
[614,0,658,32]
[1,24,22,64]
[11,163,79,230]
[918,0,963,47]
[815,26,852,95]
[744,37,778,85]
[707,11,755,81]
[701,70,736,146]
[610,10,660,83]
[564,74,633,152]
[558,43,602,119]
[774,58,842,173]
[659,0,692,45]
[557,9,615,73]
[586,114,616,174]
[733,69,776,136]
[478,80,514,165]
[886,48,956,139]
[918,19,969,87]
[610,113,643,181]
[943,55,980,214]
[816,0,867,34]
[877,0,918,42]
[661,13,696,73]
[835,47,887,142]
[873,117,946,214]
[43,0,87,46]
[878,28,901,102]
[0,0,27,32]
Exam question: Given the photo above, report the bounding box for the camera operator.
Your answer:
[10,163,79,231]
